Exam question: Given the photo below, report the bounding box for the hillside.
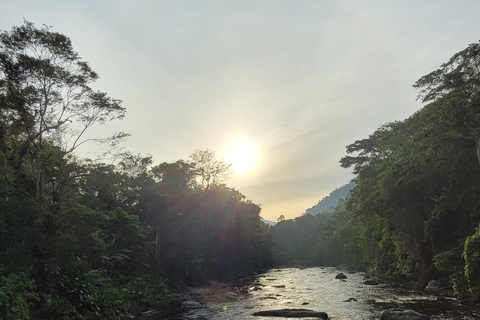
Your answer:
[303,181,355,215]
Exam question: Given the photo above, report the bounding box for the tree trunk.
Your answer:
[477,136,480,165]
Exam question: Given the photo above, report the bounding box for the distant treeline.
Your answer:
[271,39,480,301]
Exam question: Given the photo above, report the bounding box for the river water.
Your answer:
[163,267,480,320]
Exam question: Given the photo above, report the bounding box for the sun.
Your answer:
[223,137,260,175]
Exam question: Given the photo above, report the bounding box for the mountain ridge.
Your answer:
[303,181,355,216]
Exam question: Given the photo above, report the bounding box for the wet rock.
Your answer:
[364,280,378,285]
[379,310,429,320]
[225,292,238,300]
[181,300,202,308]
[253,308,328,319]
[335,273,348,279]
[140,309,159,317]
[256,296,277,300]
[424,280,443,294]
[301,302,309,305]
[342,297,357,302]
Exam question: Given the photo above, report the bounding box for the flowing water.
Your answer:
[158,267,480,319]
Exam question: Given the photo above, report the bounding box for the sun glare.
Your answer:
[223,137,259,175]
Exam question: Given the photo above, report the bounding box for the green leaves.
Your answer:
[340,39,480,286]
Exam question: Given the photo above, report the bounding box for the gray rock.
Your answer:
[364,280,378,285]
[342,297,357,302]
[253,308,328,319]
[225,292,239,300]
[335,273,348,279]
[424,280,443,294]
[379,310,429,320]
[181,300,202,308]
[140,309,159,317]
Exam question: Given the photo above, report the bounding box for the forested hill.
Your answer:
[304,181,355,215]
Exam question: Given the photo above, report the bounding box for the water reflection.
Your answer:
[169,267,480,320]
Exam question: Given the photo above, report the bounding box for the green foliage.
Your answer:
[0,20,273,319]
[0,268,38,320]
[270,198,359,268]
[433,249,467,295]
[339,39,480,291]
[464,225,480,298]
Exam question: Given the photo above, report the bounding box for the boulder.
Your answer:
[424,280,443,294]
[253,309,328,319]
[342,297,357,302]
[335,273,348,279]
[140,309,159,317]
[364,280,378,285]
[181,300,202,308]
[379,310,429,320]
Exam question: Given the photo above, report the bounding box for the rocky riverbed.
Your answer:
[131,267,480,320]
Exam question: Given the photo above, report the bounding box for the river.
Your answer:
[154,267,480,319]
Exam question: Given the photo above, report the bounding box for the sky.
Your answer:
[2,1,480,221]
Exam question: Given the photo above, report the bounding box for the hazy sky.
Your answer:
[2,1,480,221]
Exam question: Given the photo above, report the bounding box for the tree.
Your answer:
[340,40,480,287]
[189,149,232,190]
[277,215,285,222]
[0,20,127,201]
[413,41,480,164]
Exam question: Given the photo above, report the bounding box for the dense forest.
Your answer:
[0,22,273,319]
[272,39,480,300]
[3,20,480,320]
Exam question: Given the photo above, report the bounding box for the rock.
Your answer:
[379,310,429,320]
[301,302,309,305]
[140,309,159,317]
[119,314,135,320]
[181,300,202,308]
[424,280,443,294]
[342,297,357,302]
[256,296,277,300]
[335,273,348,279]
[253,309,328,319]
[273,285,286,288]
[364,280,378,285]
[225,292,238,300]
[208,280,227,287]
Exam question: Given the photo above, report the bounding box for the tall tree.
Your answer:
[0,20,127,202]
[189,149,232,190]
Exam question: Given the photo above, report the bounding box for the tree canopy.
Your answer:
[0,22,273,319]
